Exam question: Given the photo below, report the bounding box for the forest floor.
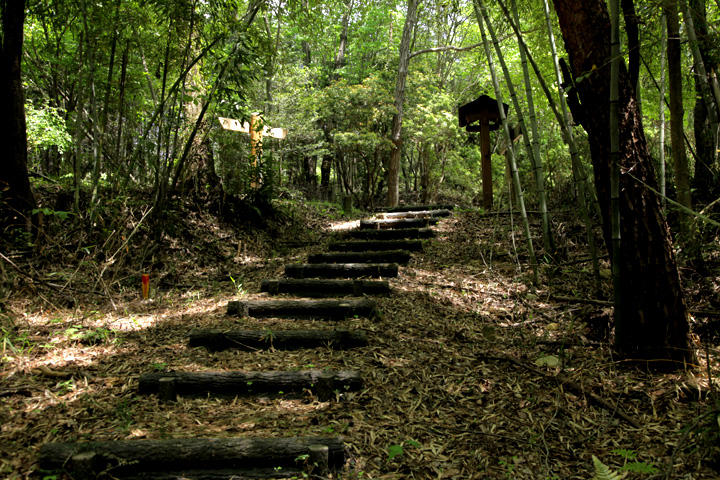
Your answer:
[2,193,720,479]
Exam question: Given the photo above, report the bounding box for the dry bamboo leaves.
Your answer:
[1,208,719,478]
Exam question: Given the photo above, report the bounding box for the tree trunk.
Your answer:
[552,0,693,366]
[388,0,421,207]
[0,0,36,233]
[688,0,719,203]
[666,1,693,231]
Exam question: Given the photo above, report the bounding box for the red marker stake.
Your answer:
[141,274,150,299]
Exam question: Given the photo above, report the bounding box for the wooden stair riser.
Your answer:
[359,217,439,230]
[376,209,452,220]
[138,370,362,401]
[261,278,390,297]
[328,240,423,252]
[189,328,369,351]
[308,250,411,265]
[39,436,345,478]
[344,227,435,240]
[228,299,377,320]
[285,263,398,279]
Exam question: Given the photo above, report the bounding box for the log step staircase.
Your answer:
[38,203,453,478]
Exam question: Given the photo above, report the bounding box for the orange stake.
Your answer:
[141,274,150,299]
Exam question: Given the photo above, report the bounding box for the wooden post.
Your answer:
[218,115,287,189]
[481,116,492,209]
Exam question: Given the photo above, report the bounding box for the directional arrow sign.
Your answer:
[218,114,286,188]
[218,116,287,139]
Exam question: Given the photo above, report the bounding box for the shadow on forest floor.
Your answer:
[2,197,720,479]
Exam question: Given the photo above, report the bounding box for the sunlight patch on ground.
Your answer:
[326,219,360,231]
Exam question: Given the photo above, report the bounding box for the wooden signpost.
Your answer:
[458,95,509,209]
[218,114,286,187]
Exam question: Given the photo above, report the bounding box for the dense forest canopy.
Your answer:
[3,0,715,218]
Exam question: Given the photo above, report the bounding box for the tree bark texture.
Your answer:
[39,436,346,477]
[329,240,423,252]
[308,250,412,265]
[552,0,692,364]
[189,328,369,351]
[359,218,438,230]
[284,263,399,279]
[138,370,362,398]
[388,0,421,207]
[261,278,390,296]
[0,0,36,232]
[227,299,377,319]
[344,227,435,240]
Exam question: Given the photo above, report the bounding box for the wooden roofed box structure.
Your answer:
[458,95,509,208]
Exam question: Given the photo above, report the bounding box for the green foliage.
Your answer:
[592,455,626,480]
[24,102,73,154]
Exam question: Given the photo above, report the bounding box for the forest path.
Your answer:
[5,206,716,479]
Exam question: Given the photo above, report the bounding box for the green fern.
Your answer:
[592,455,627,480]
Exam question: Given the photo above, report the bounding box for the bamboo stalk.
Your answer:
[474,0,538,283]
[511,0,555,258]
[660,16,667,210]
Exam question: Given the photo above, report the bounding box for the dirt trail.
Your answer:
[1,207,717,479]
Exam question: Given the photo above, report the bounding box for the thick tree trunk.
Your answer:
[388,0,421,207]
[0,0,36,233]
[552,0,692,365]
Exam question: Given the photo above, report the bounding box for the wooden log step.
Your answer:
[138,370,362,400]
[227,299,377,319]
[328,239,423,252]
[308,250,412,265]
[379,203,455,212]
[359,217,439,230]
[39,436,345,478]
[376,209,452,220]
[344,227,435,240]
[285,263,398,279]
[189,328,369,351]
[260,278,390,296]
